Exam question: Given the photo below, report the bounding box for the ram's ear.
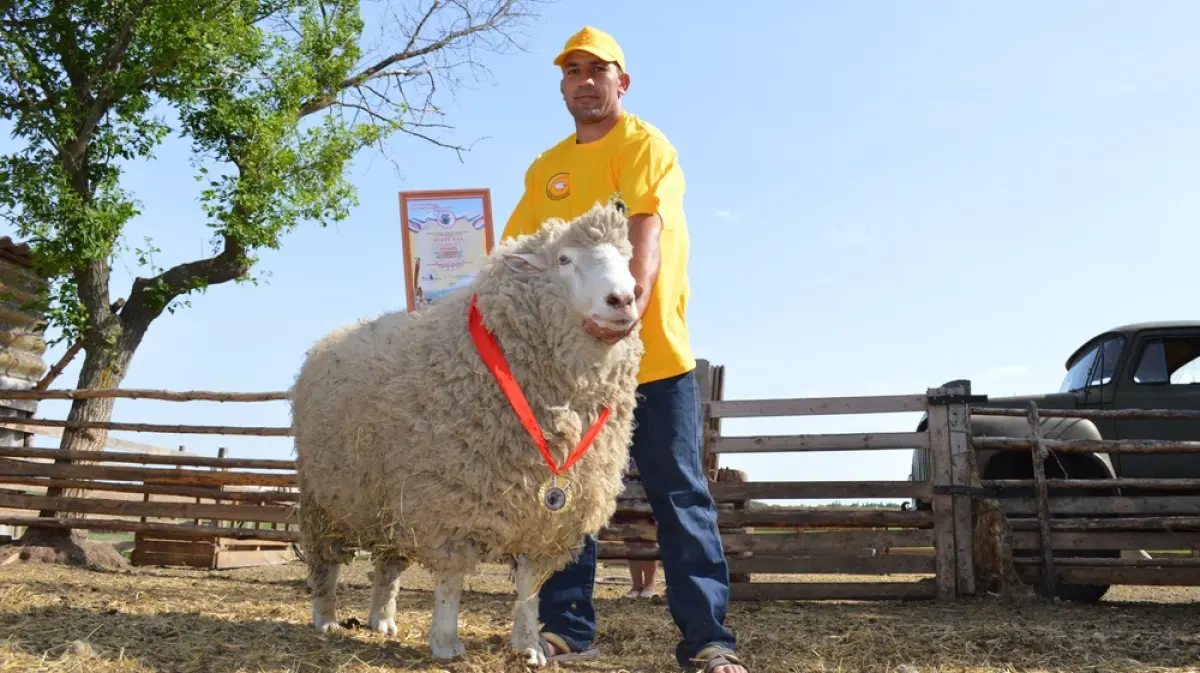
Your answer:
[502,252,546,275]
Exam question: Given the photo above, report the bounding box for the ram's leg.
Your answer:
[368,554,409,636]
[429,566,467,661]
[511,555,550,667]
[298,494,355,634]
[307,553,343,634]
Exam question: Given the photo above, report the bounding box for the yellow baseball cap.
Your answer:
[552,26,626,72]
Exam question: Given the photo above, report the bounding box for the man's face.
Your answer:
[559,50,629,123]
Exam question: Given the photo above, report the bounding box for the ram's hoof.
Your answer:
[314,620,342,635]
[430,636,466,661]
[368,616,398,636]
[519,646,548,667]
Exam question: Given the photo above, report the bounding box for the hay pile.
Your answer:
[2,529,128,570]
[0,559,1197,672]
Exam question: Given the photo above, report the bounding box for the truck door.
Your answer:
[1109,329,1200,481]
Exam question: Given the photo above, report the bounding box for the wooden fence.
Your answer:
[970,402,1200,595]
[0,368,978,598]
[0,444,299,538]
[0,388,300,568]
[8,371,1196,600]
[599,374,979,601]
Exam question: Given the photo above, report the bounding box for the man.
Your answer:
[499,26,749,673]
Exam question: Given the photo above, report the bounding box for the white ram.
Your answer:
[289,200,644,665]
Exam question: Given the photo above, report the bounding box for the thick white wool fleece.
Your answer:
[290,201,645,573]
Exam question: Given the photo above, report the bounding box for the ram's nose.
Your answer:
[605,291,635,310]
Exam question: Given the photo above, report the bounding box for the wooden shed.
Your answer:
[0,237,46,541]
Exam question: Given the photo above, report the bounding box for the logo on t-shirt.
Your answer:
[546,172,570,200]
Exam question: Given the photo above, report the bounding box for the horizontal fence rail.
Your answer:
[975,436,1200,454]
[0,516,300,543]
[0,388,290,402]
[0,445,295,470]
[621,480,933,502]
[0,417,291,436]
[707,394,929,419]
[713,431,930,454]
[0,458,297,487]
[0,388,292,437]
[970,406,1200,420]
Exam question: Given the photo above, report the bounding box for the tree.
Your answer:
[0,0,546,565]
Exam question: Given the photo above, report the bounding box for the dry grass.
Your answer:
[0,558,1198,673]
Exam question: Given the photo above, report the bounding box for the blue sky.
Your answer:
[3,2,1199,501]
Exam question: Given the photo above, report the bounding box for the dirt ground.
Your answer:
[1,558,1198,673]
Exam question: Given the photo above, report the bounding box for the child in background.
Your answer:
[628,559,659,598]
[625,456,659,598]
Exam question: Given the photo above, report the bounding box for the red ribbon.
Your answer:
[469,294,611,476]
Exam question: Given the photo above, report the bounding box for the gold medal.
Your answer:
[538,475,574,514]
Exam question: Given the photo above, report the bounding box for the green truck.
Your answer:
[909,321,1200,602]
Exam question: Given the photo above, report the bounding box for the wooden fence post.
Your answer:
[925,386,957,600]
[182,445,199,526]
[695,359,715,477]
[944,380,977,597]
[210,447,228,529]
[1025,401,1056,597]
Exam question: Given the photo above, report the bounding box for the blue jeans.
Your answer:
[538,368,737,667]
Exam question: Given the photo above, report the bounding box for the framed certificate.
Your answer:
[398,188,495,312]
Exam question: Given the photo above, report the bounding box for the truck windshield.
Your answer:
[1059,335,1125,393]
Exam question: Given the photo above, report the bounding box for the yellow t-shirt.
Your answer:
[501,112,695,385]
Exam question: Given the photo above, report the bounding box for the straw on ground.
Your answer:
[1,559,1198,672]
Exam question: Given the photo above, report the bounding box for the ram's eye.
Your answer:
[558,255,571,266]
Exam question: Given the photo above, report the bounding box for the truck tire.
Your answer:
[911,410,1120,601]
[983,447,1118,604]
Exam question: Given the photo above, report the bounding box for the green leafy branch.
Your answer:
[0,0,545,370]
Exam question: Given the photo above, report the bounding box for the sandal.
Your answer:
[690,645,749,673]
[540,632,600,662]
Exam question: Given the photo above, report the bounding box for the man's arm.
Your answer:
[627,213,662,319]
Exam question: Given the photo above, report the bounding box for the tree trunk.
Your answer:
[30,318,146,530]
[16,336,138,562]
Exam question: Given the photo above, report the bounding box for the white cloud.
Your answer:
[714,209,735,218]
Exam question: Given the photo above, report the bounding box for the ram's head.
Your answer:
[502,200,638,336]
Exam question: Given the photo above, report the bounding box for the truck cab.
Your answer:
[1088,323,1200,485]
[911,321,1200,496]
